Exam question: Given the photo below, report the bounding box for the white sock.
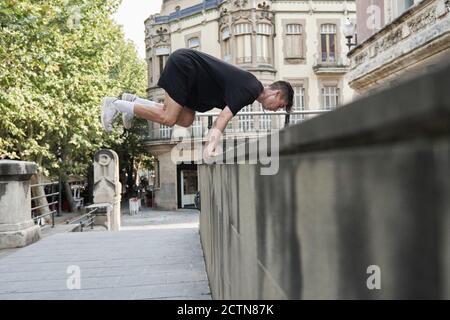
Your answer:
[134,97,157,107]
[113,100,134,116]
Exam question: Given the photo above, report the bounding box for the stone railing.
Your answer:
[198,62,450,299]
[312,53,349,74]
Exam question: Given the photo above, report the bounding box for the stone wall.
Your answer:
[198,63,450,299]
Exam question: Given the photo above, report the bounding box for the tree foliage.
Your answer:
[0,0,150,182]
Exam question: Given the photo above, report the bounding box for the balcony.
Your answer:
[312,53,350,75]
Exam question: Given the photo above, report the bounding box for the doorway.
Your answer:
[177,163,198,209]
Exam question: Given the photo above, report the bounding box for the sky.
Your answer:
[112,0,163,59]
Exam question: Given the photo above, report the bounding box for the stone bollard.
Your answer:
[92,150,121,231]
[0,160,41,249]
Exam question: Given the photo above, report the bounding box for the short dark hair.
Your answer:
[269,81,294,113]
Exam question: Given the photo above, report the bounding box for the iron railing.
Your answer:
[144,109,331,142]
[30,181,61,228]
[66,207,98,232]
[313,53,350,69]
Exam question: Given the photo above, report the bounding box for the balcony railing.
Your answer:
[313,53,350,74]
[143,110,330,142]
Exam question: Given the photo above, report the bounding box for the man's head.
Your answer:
[259,81,294,112]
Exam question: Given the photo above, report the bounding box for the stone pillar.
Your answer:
[0,160,41,249]
[93,150,121,231]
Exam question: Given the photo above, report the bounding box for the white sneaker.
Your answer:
[101,97,119,133]
[121,93,137,102]
[122,113,134,130]
[121,93,136,129]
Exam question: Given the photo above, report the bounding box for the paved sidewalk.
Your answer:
[0,212,82,259]
[0,208,211,300]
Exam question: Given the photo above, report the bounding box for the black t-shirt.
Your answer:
[157,49,264,115]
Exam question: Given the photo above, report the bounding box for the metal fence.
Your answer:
[65,207,98,232]
[30,181,61,228]
[144,110,330,142]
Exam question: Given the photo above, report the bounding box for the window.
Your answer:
[159,124,172,139]
[155,46,170,79]
[158,55,168,78]
[234,23,252,64]
[387,0,417,22]
[148,58,153,84]
[238,105,254,132]
[405,0,415,9]
[257,103,271,131]
[191,116,203,138]
[188,37,200,50]
[256,24,272,64]
[221,27,231,62]
[321,86,339,110]
[291,86,306,124]
[183,171,198,195]
[225,118,234,134]
[320,24,337,63]
[286,24,304,58]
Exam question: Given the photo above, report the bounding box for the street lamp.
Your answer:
[343,18,357,50]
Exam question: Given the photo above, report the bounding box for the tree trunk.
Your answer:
[30,173,52,225]
[61,172,75,212]
[86,164,94,205]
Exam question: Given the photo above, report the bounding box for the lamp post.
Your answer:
[343,18,357,50]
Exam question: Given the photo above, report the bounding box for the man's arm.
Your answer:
[204,107,234,158]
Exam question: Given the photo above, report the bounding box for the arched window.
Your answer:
[256,24,273,64]
[234,23,252,64]
[320,24,337,62]
[285,24,304,58]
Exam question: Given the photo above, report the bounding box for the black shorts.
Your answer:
[157,51,197,109]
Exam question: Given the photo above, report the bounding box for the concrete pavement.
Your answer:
[0,208,211,300]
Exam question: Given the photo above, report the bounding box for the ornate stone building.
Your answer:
[347,0,450,93]
[144,0,356,210]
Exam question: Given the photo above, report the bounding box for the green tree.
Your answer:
[107,39,154,198]
[0,0,151,210]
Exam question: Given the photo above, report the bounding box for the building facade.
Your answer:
[144,0,356,210]
[347,0,450,93]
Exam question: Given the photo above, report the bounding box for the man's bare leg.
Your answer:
[101,93,194,131]
[133,93,183,127]
[131,94,195,127]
